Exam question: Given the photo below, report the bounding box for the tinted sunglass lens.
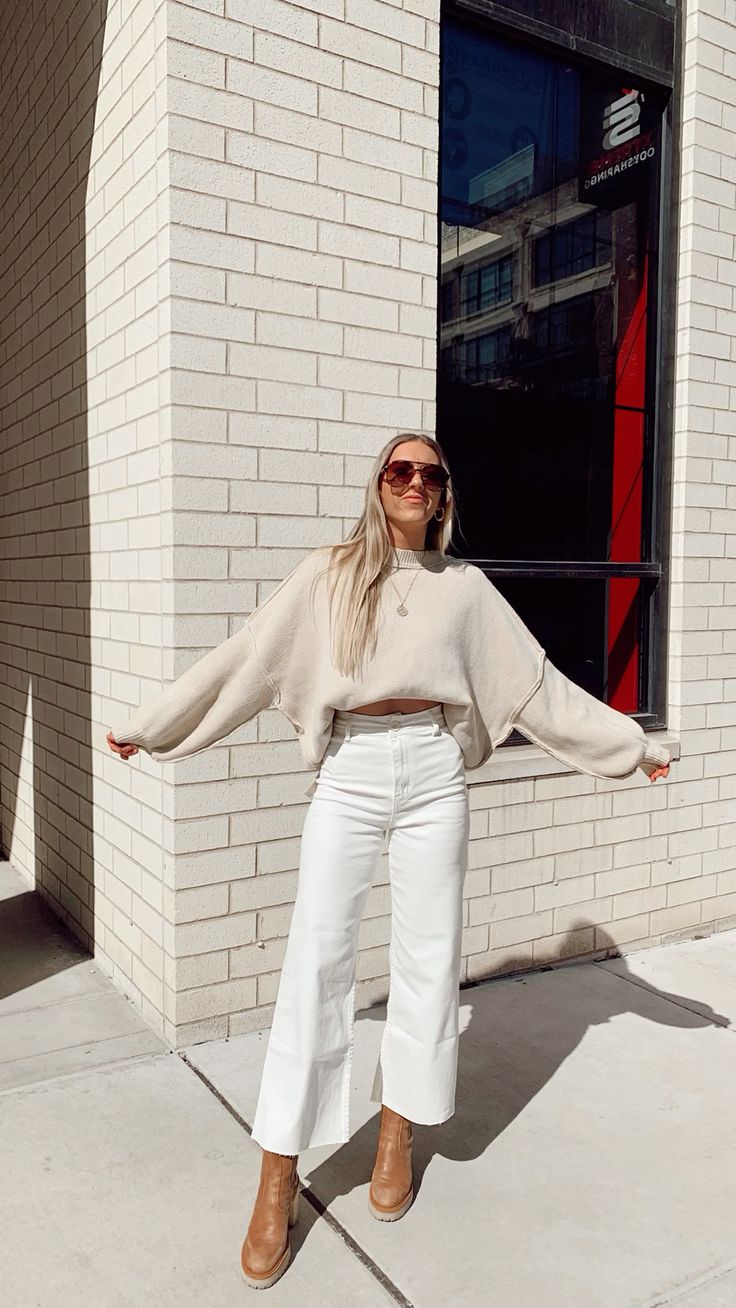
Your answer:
[388,462,415,484]
[423,469,446,491]
[385,461,447,490]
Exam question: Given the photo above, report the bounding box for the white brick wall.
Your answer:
[0,0,174,1036]
[155,0,442,1044]
[159,0,736,1044]
[87,0,172,1037]
[3,0,735,1049]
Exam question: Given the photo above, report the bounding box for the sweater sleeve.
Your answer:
[512,655,672,779]
[109,620,276,762]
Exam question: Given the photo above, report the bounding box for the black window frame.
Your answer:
[533,210,613,288]
[437,0,680,742]
[459,253,515,317]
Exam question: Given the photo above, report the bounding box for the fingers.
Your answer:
[106,731,139,759]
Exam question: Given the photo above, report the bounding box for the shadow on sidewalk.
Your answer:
[302,923,731,1211]
[0,862,88,1004]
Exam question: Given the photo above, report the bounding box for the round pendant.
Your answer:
[396,604,408,616]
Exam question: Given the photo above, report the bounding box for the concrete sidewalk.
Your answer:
[2,858,735,1308]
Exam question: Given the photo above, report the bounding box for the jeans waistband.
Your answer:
[332,705,446,738]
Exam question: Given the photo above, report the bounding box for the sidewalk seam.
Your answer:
[594,962,735,1030]
[635,1256,736,1307]
[0,982,126,1019]
[0,1048,172,1097]
[178,1050,415,1308]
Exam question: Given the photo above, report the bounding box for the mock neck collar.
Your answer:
[390,546,443,570]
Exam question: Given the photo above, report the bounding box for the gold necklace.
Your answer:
[386,567,421,616]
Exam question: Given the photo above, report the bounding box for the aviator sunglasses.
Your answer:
[381,460,450,493]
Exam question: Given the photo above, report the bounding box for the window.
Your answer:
[438,17,669,725]
[534,211,612,287]
[463,326,512,385]
[460,254,514,315]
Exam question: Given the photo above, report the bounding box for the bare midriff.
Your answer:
[347,697,442,715]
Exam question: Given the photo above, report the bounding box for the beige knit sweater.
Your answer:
[111,545,672,797]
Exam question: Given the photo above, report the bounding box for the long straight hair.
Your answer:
[310,432,458,681]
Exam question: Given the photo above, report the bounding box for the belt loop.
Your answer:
[345,717,352,741]
[432,721,440,737]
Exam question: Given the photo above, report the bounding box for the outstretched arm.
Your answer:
[512,656,672,781]
[108,621,276,763]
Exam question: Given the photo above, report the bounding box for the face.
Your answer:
[378,439,444,539]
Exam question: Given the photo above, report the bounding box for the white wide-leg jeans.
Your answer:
[250,705,471,1155]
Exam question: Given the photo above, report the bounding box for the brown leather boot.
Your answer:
[240,1149,300,1289]
[368,1104,414,1221]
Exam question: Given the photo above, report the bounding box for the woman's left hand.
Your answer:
[640,759,670,782]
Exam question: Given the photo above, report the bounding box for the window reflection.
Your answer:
[439,20,665,714]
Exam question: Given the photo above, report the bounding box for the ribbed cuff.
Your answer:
[109,716,149,750]
[642,739,671,768]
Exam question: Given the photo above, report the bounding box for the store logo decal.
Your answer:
[602,89,642,150]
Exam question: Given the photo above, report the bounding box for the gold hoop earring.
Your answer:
[434,507,445,521]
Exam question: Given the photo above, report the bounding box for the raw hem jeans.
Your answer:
[250,705,471,1155]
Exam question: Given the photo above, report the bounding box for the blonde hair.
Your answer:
[311,432,457,681]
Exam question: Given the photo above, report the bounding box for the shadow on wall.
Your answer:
[0,0,106,977]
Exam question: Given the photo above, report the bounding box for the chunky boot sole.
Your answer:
[240,1186,300,1290]
[368,1187,414,1222]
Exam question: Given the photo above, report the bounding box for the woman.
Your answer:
[108,432,671,1290]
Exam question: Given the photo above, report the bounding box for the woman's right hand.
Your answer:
[106,731,138,760]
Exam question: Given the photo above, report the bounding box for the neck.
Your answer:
[388,531,428,551]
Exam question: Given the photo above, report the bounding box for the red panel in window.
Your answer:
[608,250,647,711]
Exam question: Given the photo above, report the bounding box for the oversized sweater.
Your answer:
[110,544,672,797]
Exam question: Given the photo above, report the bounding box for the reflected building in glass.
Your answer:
[439,20,666,716]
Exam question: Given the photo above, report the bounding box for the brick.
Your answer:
[227,129,317,182]
[535,875,596,911]
[344,59,424,112]
[553,897,613,933]
[176,977,258,1023]
[344,0,425,48]
[613,886,666,917]
[256,379,342,419]
[254,100,342,155]
[168,40,226,89]
[317,221,400,266]
[256,311,342,354]
[667,873,719,906]
[229,1004,278,1036]
[319,87,400,137]
[229,0,318,44]
[491,911,553,948]
[598,914,651,947]
[254,31,342,88]
[490,856,554,893]
[176,846,257,888]
[650,903,703,936]
[343,126,423,178]
[320,19,401,73]
[173,951,229,991]
[230,871,299,912]
[177,912,257,956]
[466,944,530,981]
[468,888,528,924]
[532,926,595,965]
[175,883,230,922]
